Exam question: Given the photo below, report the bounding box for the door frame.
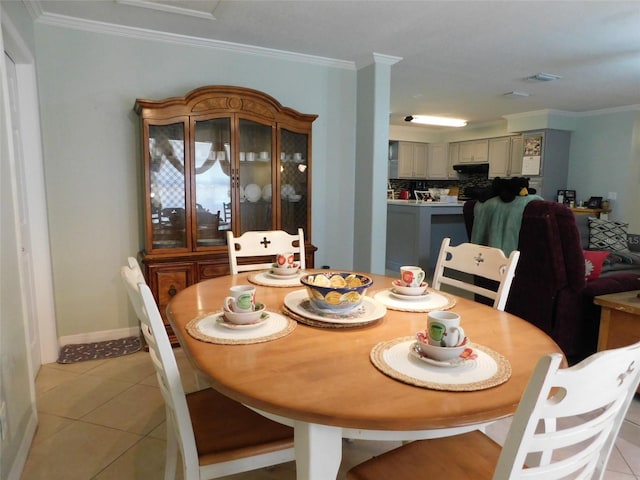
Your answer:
[2,14,58,366]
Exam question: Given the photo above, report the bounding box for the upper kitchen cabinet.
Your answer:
[458,139,488,163]
[134,86,317,341]
[427,143,449,179]
[447,142,460,178]
[398,141,428,178]
[488,136,524,178]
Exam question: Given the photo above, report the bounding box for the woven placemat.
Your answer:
[186,311,296,345]
[370,336,511,391]
[372,288,457,312]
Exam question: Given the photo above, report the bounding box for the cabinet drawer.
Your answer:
[198,259,231,279]
[146,263,195,346]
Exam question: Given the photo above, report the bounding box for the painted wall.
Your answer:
[33,24,357,337]
[568,109,640,230]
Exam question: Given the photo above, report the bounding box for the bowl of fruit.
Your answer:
[300,272,373,313]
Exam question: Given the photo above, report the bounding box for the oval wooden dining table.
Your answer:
[167,270,563,480]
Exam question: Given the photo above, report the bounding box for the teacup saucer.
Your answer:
[409,342,473,368]
[389,289,430,301]
[217,313,269,330]
[268,269,300,279]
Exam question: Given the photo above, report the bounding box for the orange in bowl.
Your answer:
[300,272,373,313]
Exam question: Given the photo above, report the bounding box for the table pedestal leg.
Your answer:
[294,422,342,479]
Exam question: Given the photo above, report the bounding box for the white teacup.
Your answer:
[427,310,465,347]
[224,285,256,313]
[246,152,256,162]
[400,266,425,287]
[293,152,302,162]
[260,151,270,160]
[239,152,246,161]
[276,252,295,267]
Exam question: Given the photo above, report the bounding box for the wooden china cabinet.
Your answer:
[134,86,317,343]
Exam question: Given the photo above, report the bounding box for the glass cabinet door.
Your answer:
[238,118,273,234]
[193,118,231,247]
[280,128,309,234]
[148,122,188,250]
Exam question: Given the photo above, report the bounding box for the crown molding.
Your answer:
[116,0,218,21]
[34,11,356,70]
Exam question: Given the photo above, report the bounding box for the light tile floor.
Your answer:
[22,349,640,480]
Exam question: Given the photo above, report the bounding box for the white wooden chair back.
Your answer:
[121,264,201,478]
[127,256,146,283]
[227,228,305,274]
[494,342,640,479]
[414,190,429,201]
[432,238,520,311]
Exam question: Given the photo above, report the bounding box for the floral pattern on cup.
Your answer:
[400,266,425,287]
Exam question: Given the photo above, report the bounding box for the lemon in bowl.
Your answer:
[300,272,373,313]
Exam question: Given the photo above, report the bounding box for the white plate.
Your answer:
[284,289,386,325]
[262,184,272,200]
[281,184,296,197]
[389,289,431,301]
[373,289,456,313]
[268,270,300,279]
[245,183,261,202]
[408,342,474,368]
[216,314,269,330]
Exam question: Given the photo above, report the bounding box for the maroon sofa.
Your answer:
[463,199,640,364]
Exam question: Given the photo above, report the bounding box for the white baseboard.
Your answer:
[58,326,141,347]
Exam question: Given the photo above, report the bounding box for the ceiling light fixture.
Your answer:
[526,72,562,82]
[404,115,467,127]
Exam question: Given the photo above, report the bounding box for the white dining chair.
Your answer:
[127,256,146,284]
[348,340,640,480]
[120,264,295,480]
[226,228,305,274]
[432,237,520,311]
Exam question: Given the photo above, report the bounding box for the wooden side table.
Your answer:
[594,290,640,392]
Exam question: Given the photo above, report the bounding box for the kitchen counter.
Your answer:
[386,200,468,274]
[387,199,465,207]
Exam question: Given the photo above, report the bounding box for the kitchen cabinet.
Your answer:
[458,140,488,163]
[398,142,428,178]
[447,142,460,178]
[427,143,449,179]
[388,140,399,179]
[489,136,523,178]
[134,85,317,343]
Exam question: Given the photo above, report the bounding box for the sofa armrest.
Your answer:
[583,273,640,298]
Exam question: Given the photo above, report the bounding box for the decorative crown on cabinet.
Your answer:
[134,86,317,344]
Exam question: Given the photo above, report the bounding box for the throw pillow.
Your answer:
[583,250,610,280]
[588,218,630,252]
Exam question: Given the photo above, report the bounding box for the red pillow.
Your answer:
[583,250,610,280]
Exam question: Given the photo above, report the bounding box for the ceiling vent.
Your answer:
[503,91,530,98]
[526,72,562,82]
